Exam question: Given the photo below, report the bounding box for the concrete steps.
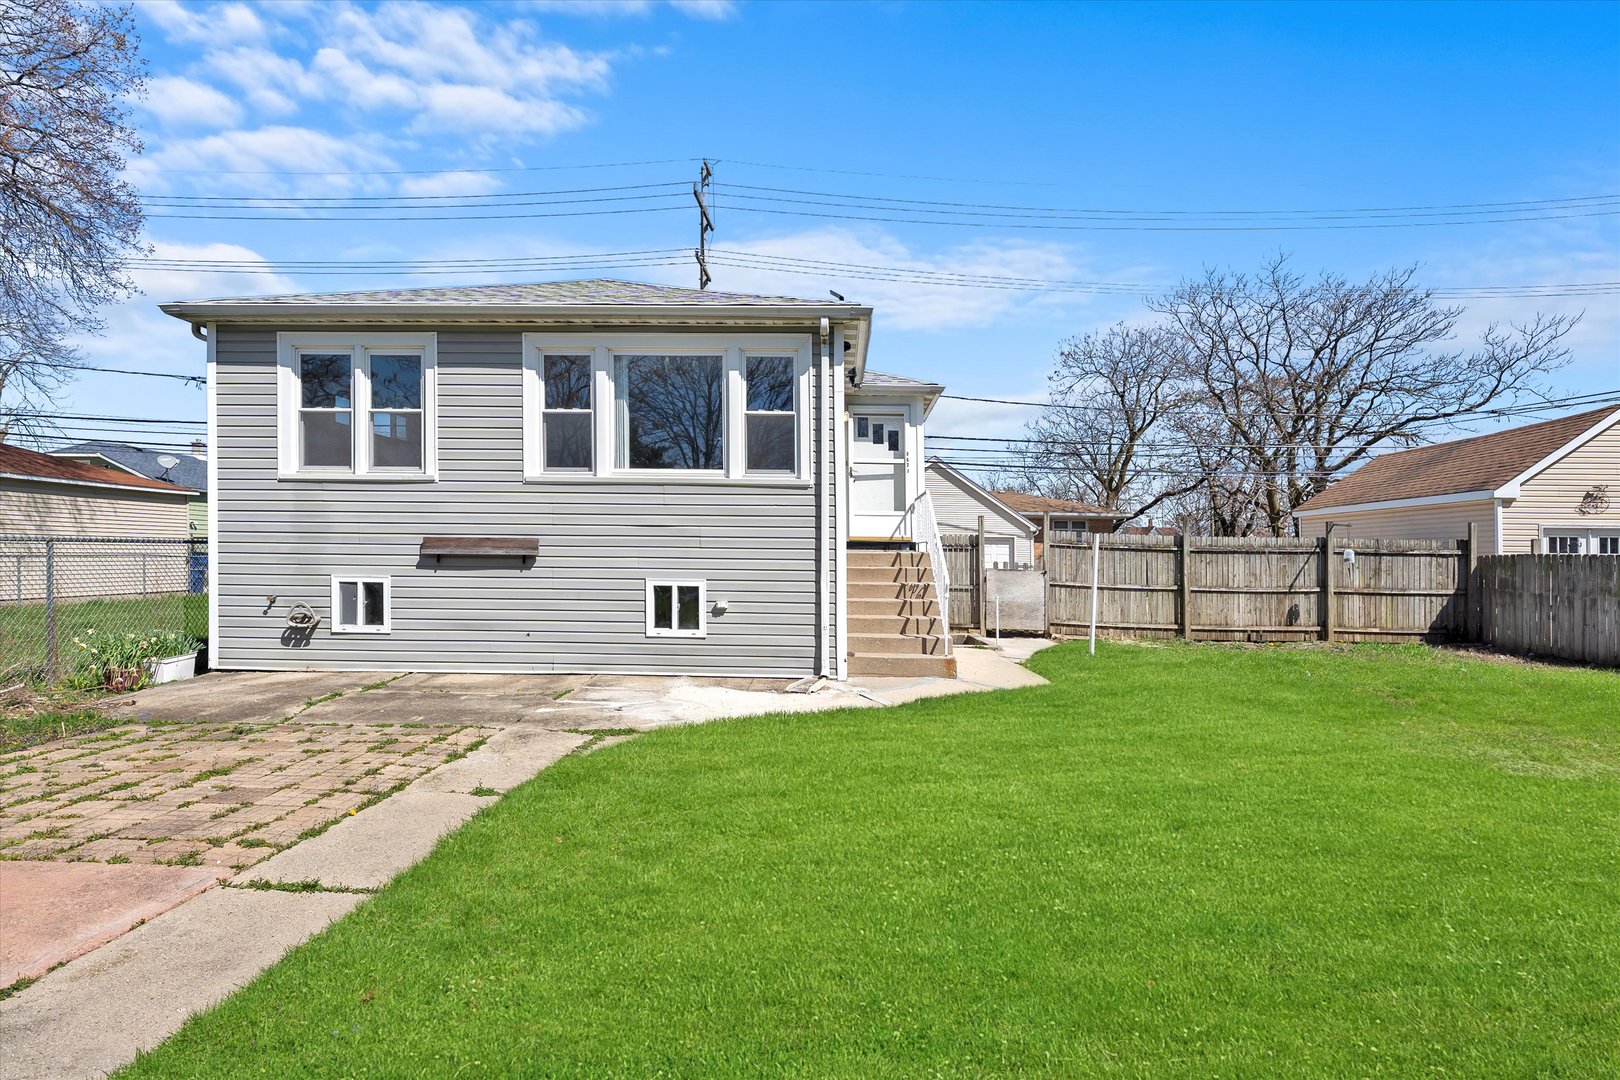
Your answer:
[846,545,954,678]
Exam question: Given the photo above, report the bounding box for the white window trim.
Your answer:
[645,579,707,638]
[1539,525,1620,554]
[329,575,392,634]
[522,333,812,484]
[276,332,438,480]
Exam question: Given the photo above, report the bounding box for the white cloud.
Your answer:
[708,228,1108,331]
[526,0,736,18]
[140,76,244,129]
[396,171,503,198]
[126,125,394,197]
[667,0,737,19]
[199,46,321,115]
[413,84,588,136]
[141,1,267,46]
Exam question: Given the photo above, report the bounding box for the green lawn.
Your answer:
[0,593,206,683]
[122,643,1618,1078]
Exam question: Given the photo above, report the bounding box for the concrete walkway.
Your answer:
[0,643,1051,1078]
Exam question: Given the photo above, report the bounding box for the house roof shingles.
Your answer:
[0,443,195,494]
[53,441,207,493]
[163,279,842,310]
[991,490,1125,518]
[1294,404,1620,513]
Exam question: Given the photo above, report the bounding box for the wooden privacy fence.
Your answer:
[1477,555,1619,666]
[1047,534,1472,643]
[941,533,981,629]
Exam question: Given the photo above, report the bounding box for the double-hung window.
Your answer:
[279,333,437,478]
[542,354,593,471]
[744,355,797,474]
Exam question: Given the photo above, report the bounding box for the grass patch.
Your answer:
[0,710,127,753]
[0,593,206,685]
[117,643,1620,1078]
[468,785,498,797]
[186,758,259,785]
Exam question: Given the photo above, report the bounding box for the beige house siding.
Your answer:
[0,479,193,602]
[1297,499,1494,552]
[1499,424,1620,553]
[925,463,1035,567]
[0,478,190,538]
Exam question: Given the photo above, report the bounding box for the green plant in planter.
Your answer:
[69,629,205,693]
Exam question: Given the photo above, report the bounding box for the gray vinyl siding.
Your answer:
[213,325,835,677]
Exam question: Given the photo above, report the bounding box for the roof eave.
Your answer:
[159,301,874,327]
[0,470,196,496]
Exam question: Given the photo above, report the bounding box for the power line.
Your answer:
[718,198,1620,233]
[140,181,686,205]
[144,203,689,222]
[144,157,701,178]
[721,183,1620,221]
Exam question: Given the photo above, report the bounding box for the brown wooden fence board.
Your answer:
[1047,535,1469,644]
[1477,554,1619,666]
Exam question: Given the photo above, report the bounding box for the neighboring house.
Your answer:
[1294,404,1620,554]
[924,458,1037,568]
[52,441,208,536]
[989,491,1129,563]
[161,279,957,679]
[0,443,195,602]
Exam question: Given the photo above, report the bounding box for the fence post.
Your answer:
[1178,532,1192,639]
[44,538,58,683]
[976,514,987,630]
[1464,523,1479,642]
[1042,511,1051,571]
[1320,528,1336,643]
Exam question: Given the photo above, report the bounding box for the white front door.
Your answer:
[849,410,909,539]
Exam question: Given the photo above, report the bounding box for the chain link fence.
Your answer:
[0,536,208,687]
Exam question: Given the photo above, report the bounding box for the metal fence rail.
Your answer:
[0,535,207,685]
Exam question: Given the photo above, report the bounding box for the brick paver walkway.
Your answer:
[1,719,493,872]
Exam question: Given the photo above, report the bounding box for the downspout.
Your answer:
[817,317,833,678]
[191,323,208,342]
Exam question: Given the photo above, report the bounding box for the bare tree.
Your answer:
[1150,255,1577,535]
[1,0,145,440]
[1016,323,1206,522]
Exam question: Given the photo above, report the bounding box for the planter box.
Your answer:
[144,649,203,686]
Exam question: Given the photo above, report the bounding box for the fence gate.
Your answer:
[941,533,982,630]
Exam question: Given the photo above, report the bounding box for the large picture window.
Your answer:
[278,334,437,479]
[614,354,725,471]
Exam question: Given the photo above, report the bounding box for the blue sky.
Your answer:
[61,0,1620,457]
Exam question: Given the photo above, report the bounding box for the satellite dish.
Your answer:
[156,454,180,469]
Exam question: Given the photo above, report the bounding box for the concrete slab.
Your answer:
[0,862,225,987]
[389,673,591,696]
[98,670,404,725]
[236,789,492,891]
[413,727,589,794]
[0,887,360,1080]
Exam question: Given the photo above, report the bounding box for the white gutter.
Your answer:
[206,321,222,667]
[817,317,832,678]
[832,325,850,680]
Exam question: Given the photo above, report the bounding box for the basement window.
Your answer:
[330,576,391,633]
[646,579,705,637]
